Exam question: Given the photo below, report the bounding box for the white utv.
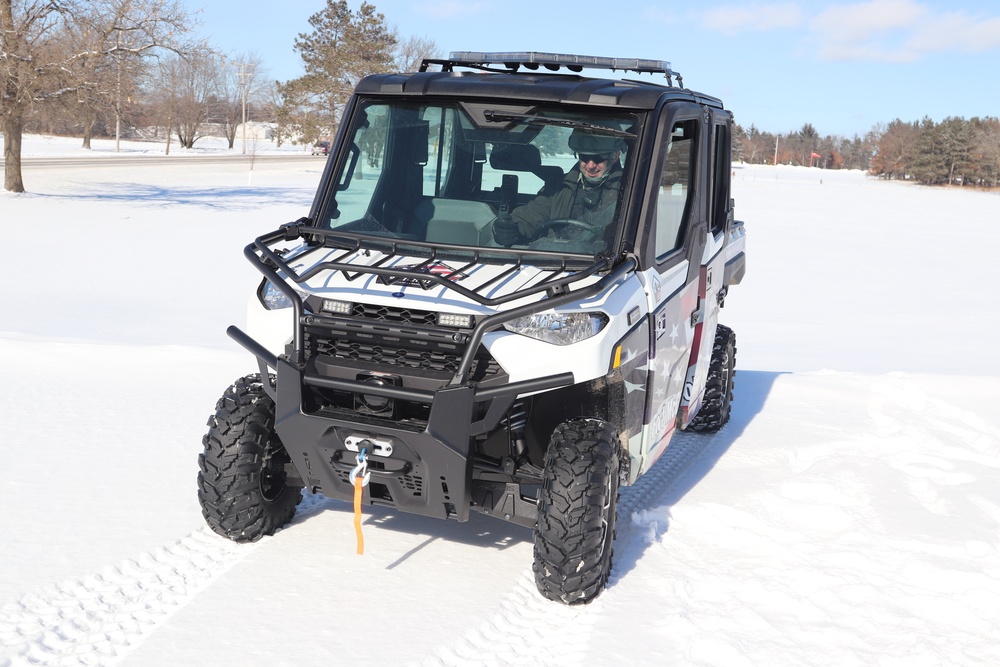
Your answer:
[198,52,746,604]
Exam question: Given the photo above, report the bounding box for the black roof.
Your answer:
[354,70,724,111]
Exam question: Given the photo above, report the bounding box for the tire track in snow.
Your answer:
[0,529,249,667]
[421,429,721,667]
[0,493,327,666]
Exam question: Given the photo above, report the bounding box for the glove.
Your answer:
[493,212,522,246]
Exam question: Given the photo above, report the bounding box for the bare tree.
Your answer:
[148,55,180,154]
[2,0,69,192]
[218,52,266,152]
[1,0,195,191]
[392,33,439,73]
[734,124,775,165]
[260,79,287,147]
[158,48,219,149]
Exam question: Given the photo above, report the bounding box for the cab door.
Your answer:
[633,105,706,475]
[678,111,733,427]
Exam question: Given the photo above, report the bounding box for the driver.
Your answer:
[493,127,624,246]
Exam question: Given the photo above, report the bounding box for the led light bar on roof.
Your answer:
[447,51,674,77]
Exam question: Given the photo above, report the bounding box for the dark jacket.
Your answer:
[511,162,623,240]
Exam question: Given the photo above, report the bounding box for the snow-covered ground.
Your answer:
[10,132,310,157]
[2,136,1000,666]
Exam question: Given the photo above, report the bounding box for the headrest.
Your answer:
[489,143,542,171]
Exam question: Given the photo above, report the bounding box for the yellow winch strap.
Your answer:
[353,476,365,555]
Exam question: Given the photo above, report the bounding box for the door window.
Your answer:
[655,119,698,258]
[710,122,731,237]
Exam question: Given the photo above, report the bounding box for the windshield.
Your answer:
[320,100,638,258]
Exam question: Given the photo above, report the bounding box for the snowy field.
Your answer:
[2,135,1000,666]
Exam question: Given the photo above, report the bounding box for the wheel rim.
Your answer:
[722,341,736,403]
[600,475,614,553]
[259,438,289,503]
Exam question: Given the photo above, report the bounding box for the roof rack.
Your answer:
[420,51,682,86]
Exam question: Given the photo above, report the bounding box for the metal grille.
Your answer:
[308,331,502,378]
[352,303,438,327]
[315,337,463,373]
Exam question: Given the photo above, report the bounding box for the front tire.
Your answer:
[688,324,737,433]
[198,374,302,542]
[533,419,621,604]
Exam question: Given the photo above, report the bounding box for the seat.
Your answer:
[489,144,564,196]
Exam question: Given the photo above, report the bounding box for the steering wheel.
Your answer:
[535,218,603,241]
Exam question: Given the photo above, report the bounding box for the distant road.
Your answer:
[0,154,321,169]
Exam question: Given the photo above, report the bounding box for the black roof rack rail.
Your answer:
[420,51,683,87]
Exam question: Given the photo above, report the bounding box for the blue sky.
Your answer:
[191,0,1000,137]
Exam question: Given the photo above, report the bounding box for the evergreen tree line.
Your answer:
[735,117,1000,188]
[868,117,1000,187]
[734,122,875,172]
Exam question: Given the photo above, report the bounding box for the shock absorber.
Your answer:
[507,400,528,462]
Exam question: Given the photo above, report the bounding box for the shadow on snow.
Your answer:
[609,369,785,586]
[32,182,315,210]
[282,369,783,580]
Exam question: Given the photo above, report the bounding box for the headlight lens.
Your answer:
[259,280,305,310]
[503,312,608,345]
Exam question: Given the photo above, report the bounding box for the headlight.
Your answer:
[503,312,608,345]
[437,311,474,328]
[258,280,305,310]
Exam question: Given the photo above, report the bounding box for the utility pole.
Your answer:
[233,62,254,155]
[115,31,122,153]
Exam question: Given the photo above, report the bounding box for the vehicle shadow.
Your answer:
[287,370,782,576]
[289,491,534,568]
[37,183,315,209]
[609,369,786,584]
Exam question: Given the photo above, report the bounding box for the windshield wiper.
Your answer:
[482,110,635,137]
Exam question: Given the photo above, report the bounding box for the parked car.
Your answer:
[311,141,330,156]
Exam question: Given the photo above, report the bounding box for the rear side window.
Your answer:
[710,122,731,237]
[655,119,698,258]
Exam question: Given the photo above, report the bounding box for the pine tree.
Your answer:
[938,116,974,186]
[910,117,946,185]
[973,117,1000,188]
[281,1,397,143]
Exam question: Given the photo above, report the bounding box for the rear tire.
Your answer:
[198,375,302,542]
[688,324,737,433]
[533,419,621,605]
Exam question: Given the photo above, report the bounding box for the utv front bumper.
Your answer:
[238,346,571,522]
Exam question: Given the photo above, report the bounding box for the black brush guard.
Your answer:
[227,221,637,522]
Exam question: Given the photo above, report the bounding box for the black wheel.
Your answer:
[533,419,621,605]
[198,374,303,542]
[688,324,737,433]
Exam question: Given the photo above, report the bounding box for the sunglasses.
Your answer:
[578,153,611,165]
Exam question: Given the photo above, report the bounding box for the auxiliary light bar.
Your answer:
[437,51,676,79]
